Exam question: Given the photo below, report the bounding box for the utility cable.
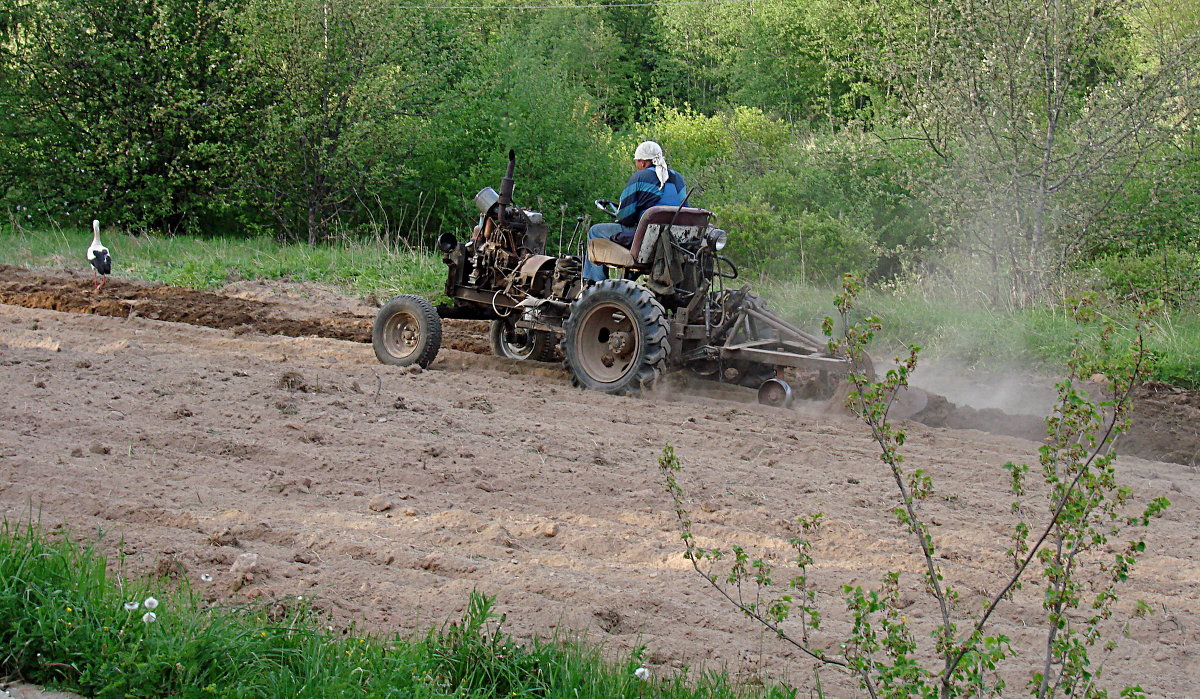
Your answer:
[396,0,754,10]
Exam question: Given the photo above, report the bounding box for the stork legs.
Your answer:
[92,271,107,293]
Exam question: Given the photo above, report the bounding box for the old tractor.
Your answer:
[371,151,854,407]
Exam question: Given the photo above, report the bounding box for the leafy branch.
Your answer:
[660,275,1169,698]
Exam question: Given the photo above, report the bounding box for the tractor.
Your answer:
[371,151,854,407]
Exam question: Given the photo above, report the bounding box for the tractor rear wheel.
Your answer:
[563,279,670,395]
[489,318,555,361]
[373,295,441,368]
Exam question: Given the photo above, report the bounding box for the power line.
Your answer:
[395,0,754,10]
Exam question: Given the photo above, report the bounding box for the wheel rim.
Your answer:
[575,302,642,385]
[758,378,794,407]
[499,322,535,359]
[381,310,421,361]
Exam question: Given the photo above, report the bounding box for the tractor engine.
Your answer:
[437,151,579,317]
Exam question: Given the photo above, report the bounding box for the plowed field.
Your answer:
[1,265,1196,695]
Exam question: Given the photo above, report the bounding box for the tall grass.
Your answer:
[0,224,446,301]
[0,521,787,698]
[762,279,1200,388]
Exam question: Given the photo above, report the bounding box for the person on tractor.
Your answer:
[583,141,687,282]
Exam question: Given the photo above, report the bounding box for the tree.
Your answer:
[0,0,244,232]
[234,0,466,244]
[851,0,1199,306]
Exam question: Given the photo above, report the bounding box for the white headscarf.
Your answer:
[634,141,669,189]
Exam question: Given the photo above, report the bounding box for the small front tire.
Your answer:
[489,318,555,361]
[373,295,441,368]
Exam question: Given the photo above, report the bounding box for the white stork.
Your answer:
[87,219,111,293]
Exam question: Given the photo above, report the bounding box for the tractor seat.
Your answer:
[586,206,713,270]
[587,238,637,268]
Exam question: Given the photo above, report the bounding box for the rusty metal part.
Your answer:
[717,290,850,376]
[574,305,639,384]
[518,255,555,289]
[380,312,420,361]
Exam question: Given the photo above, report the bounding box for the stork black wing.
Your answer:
[90,250,112,275]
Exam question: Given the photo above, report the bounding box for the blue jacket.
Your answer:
[615,167,687,230]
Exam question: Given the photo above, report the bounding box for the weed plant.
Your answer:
[661,277,1171,697]
[0,520,785,698]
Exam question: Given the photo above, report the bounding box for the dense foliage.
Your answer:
[1,0,1197,303]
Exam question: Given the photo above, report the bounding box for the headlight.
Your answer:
[708,228,728,251]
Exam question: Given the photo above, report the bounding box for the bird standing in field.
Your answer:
[87,219,111,293]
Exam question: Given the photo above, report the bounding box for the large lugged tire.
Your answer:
[489,318,556,362]
[562,279,670,395]
[373,295,441,368]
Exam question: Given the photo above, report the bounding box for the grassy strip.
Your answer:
[3,224,1198,387]
[0,224,446,301]
[0,521,783,698]
[764,280,1200,389]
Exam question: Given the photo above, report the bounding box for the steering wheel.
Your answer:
[594,199,618,218]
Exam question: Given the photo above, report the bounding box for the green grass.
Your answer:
[0,521,787,698]
[762,279,1200,389]
[4,223,1198,388]
[0,224,446,301]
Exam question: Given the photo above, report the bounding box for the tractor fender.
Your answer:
[518,255,556,289]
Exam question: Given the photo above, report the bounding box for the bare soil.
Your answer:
[1,265,1197,695]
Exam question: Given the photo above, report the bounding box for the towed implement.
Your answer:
[373,151,855,407]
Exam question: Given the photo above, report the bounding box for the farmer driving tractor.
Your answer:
[582,141,687,282]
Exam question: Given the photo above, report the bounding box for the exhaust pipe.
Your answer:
[497,149,515,224]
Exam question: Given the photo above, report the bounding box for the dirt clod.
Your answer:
[277,371,312,393]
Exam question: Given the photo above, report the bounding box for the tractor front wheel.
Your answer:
[563,279,670,395]
[372,295,442,368]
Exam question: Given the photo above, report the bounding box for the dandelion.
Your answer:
[123,601,139,611]
[634,667,650,681]
[143,597,159,610]
[142,612,157,624]
[200,574,213,582]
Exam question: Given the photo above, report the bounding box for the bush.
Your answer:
[0,0,244,234]
[643,106,792,174]
[627,113,936,283]
[1091,247,1200,308]
[720,200,876,282]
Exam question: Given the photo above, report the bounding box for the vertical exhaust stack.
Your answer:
[497,149,515,224]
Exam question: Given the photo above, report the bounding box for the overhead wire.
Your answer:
[396,0,753,9]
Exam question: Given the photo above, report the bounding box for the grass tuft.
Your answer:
[0,521,786,698]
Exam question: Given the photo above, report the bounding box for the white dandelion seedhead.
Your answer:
[200,574,213,582]
[143,597,159,610]
[142,612,157,624]
[123,601,139,611]
[634,667,650,681]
